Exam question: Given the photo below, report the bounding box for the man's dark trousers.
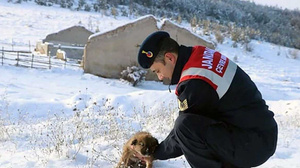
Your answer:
[173,112,277,168]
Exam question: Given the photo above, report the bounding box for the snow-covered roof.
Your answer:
[88,15,157,40]
[46,25,94,37]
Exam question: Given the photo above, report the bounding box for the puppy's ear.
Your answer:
[131,139,138,146]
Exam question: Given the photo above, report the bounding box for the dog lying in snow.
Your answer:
[117,132,158,168]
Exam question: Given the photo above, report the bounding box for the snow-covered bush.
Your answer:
[120,66,147,86]
[214,30,224,44]
[289,49,300,59]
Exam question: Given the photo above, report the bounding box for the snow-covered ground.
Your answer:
[0,1,300,168]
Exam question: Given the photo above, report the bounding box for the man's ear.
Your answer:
[165,52,176,64]
[131,139,138,146]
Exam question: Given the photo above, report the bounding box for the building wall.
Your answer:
[49,44,84,60]
[83,16,215,81]
[35,42,84,60]
[35,41,49,55]
[44,26,93,46]
[161,20,215,49]
[36,26,93,59]
[84,16,159,79]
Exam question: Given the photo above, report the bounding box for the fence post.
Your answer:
[31,54,34,68]
[11,39,14,51]
[64,55,67,68]
[1,47,3,65]
[16,51,19,66]
[29,40,31,52]
[49,51,51,69]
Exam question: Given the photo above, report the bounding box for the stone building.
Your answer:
[83,15,214,81]
[36,25,93,60]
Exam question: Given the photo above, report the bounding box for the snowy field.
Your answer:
[0,1,300,168]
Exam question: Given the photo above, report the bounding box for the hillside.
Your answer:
[0,0,300,168]
[5,0,300,50]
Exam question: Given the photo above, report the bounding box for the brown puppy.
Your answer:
[117,132,158,168]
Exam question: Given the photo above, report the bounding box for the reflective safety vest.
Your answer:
[176,46,237,99]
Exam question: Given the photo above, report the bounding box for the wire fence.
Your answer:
[1,47,81,69]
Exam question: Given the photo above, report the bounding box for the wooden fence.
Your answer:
[1,47,81,69]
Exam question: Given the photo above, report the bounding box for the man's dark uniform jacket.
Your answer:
[154,45,277,167]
